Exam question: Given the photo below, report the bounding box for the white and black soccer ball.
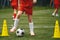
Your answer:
[16,28,24,37]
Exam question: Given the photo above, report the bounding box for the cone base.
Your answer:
[52,36,60,38]
[0,35,9,36]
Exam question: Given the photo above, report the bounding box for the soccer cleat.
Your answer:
[56,14,59,17]
[52,13,55,17]
[10,27,16,32]
[30,32,35,36]
[13,13,16,20]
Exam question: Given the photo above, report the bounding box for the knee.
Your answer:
[16,11,23,19]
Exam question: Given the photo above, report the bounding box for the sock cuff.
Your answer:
[29,22,33,24]
[15,19,19,21]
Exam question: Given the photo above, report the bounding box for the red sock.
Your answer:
[13,13,16,19]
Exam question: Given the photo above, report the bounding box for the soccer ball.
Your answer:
[16,28,24,37]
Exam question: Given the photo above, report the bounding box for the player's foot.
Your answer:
[30,32,35,36]
[13,13,16,20]
[52,13,55,17]
[10,27,16,32]
[56,14,59,17]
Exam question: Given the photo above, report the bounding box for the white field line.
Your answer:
[0,25,54,29]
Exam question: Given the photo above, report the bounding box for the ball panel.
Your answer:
[16,28,24,37]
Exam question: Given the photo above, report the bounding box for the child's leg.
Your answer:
[55,8,59,16]
[10,11,23,32]
[13,9,17,20]
[28,15,35,36]
[52,8,58,15]
[25,7,35,36]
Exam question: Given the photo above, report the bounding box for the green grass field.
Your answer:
[0,7,60,40]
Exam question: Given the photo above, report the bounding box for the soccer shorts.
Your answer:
[54,0,60,8]
[19,6,33,15]
[11,0,18,9]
